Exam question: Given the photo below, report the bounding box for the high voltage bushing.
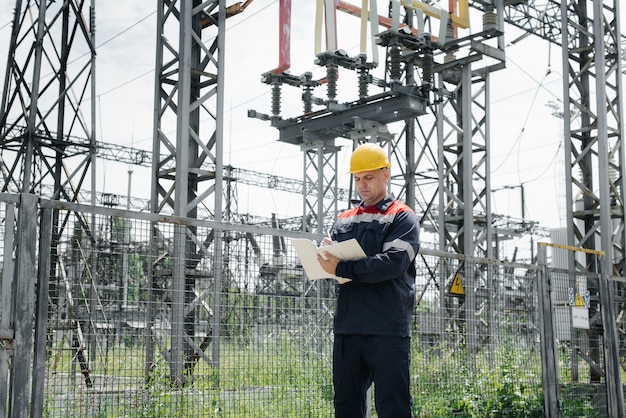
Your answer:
[421,50,434,87]
[356,53,370,99]
[389,45,402,83]
[299,72,319,114]
[271,83,281,116]
[260,71,304,118]
[355,54,376,99]
[482,10,497,30]
[446,23,455,44]
[326,64,338,101]
[358,67,369,99]
[302,85,313,113]
[443,24,457,63]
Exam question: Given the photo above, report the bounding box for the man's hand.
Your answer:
[320,237,335,247]
[317,251,340,275]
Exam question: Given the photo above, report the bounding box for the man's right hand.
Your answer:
[320,237,335,247]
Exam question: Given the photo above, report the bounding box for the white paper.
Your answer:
[290,238,366,284]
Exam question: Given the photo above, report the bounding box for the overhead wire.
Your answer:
[96,11,155,49]
[488,40,566,227]
[0,19,10,32]
[490,53,561,177]
[97,1,277,99]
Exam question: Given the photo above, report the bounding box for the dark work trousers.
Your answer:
[333,334,413,418]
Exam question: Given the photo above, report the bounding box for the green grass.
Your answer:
[42,335,603,417]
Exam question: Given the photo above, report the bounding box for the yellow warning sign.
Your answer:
[574,292,585,307]
[450,274,464,295]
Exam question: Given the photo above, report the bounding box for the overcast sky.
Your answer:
[0,0,608,241]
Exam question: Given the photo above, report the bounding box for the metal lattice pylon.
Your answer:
[148,0,226,385]
[560,1,625,415]
[0,0,96,201]
[0,0,101,392]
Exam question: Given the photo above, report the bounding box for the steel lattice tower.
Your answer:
[560,0,624,412]
[0,0,96,201]
[0,0,101,378]
[147,0,227,385]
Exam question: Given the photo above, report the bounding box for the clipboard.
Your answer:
[290,238,366,284]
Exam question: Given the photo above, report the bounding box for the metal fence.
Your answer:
[0,193,624,417]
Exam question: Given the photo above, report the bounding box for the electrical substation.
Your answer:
[0,1,625,416]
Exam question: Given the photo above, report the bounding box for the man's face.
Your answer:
[353,168,390,207]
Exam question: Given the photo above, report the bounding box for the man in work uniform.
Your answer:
[317,142,420,418]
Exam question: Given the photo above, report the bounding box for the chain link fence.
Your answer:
[0,193,624,417]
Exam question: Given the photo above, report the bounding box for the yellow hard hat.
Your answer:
[349,143,392,174]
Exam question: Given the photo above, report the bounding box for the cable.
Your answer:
[96,12,155,49]
[97,69,152,97]
[497,57,562,103]
[520,139,563,185]
[97,1,278,99]
[491,54,560,176]
[94,1,280,154]
[225,0,278,30]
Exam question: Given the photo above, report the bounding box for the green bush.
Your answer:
[411,340,544,417]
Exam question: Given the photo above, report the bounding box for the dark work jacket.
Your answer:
[330,194,420,337]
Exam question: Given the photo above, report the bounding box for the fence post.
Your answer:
[598,255,625,417]
[0,199,16,418]
[8,193,38,418]
[30,204,52,417]
[537,243,561,417]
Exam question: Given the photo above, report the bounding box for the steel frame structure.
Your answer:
[148,0,226,385]
[561,1,625,413]
[1,1,625,410]
[0,0,97,201]
[0,0,103,388]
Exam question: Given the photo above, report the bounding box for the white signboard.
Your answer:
[571,306,589,329]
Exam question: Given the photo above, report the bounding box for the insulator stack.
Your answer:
[483,11,497,30]
[446,24,455,41]
[444,24,457,63]
[326,65,338,101]
[358,68,369,99]
[271,83,281,116]
[303,86,313,113]
[422,51,433,86]
[390,46,402,83]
